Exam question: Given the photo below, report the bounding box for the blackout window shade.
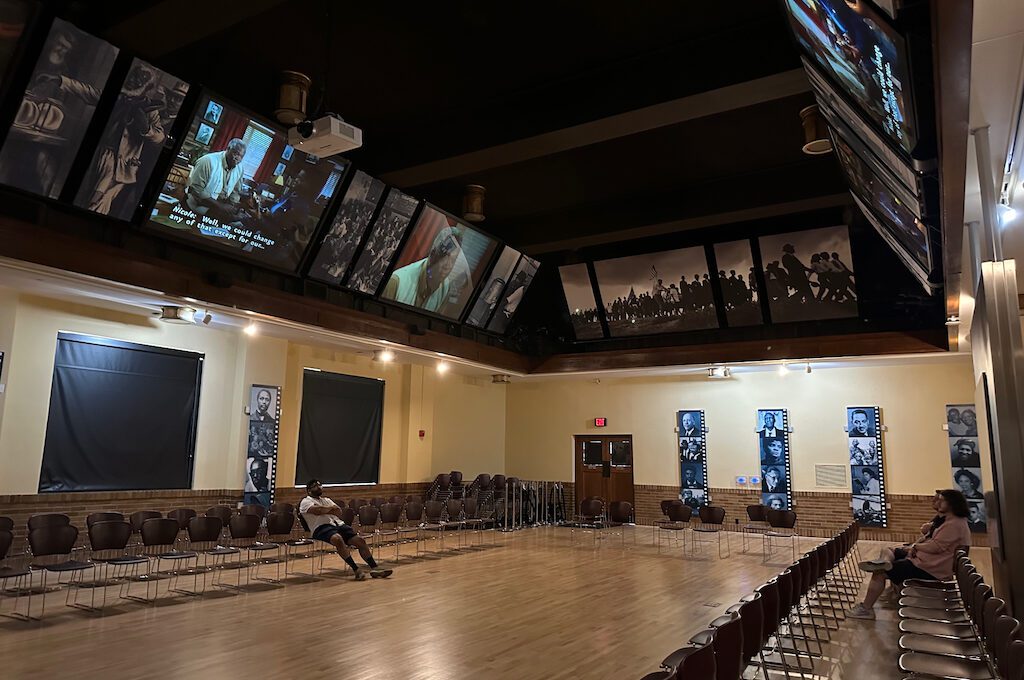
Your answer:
[296,370,384,485]
[39,333,203,492]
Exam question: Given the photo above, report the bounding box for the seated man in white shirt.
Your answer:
[299,479,392,580]
[185,138,249,222]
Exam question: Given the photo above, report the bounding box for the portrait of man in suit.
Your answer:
[758,411,782,438]
[251,387,277,423]
[847,408,875,438]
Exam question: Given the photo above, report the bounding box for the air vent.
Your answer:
[815,464,847,488]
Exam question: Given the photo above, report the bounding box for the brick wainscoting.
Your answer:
[0,482,431,550]
[0,488,242,549]
[633,485,988,545]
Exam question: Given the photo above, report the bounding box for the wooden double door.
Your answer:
[574,435,635,508]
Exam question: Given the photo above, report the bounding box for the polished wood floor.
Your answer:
[0,527,993,680]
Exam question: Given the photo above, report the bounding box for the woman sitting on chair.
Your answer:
[848,489,970,620]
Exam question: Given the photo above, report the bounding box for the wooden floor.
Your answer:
[0,527,993,680]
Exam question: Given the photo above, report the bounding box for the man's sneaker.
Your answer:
[353,568,368,581]
[858,559,891,573]
[848,603,876,620]
[370,568,393,578]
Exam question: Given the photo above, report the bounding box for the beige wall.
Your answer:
[505,360,976,496]
[432,373,507,479]
[0,291,506,495]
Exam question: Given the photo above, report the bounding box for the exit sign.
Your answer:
[594,417,607,427]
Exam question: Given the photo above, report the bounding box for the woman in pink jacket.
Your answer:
[848,489,972,620]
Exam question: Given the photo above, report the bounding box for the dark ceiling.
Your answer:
[56,0,850,256]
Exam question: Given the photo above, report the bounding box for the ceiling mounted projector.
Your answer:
[158,306,196,324]
[288,114,362,157]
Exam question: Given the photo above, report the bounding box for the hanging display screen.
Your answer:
[847,406,887,527]
[559,263,603,341]
[595,245,718,337]
[0,18,118,199]
[677,410,709,511]
[307,170,386,286]
[487,254,539,334]
[73,58,190,220]
[380,205,498,321]
[147,92,347,271]
[346,187,418,295]
[783,0,916,154]
[757,408,792,511]
[466,245,521,328]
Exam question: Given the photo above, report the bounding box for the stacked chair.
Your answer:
[640,522,865,679]
[896,550,1023,679]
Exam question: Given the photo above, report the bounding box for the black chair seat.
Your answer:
[899,606,970,623]
[157,550,197,560]
[899,634,983,658]
[765,530,795,537]
[693,526,721,533]
[899,618,976,639]
[898,651,992,679]
[900,595,965,610]
[902,586,962,599]
[0,565,30,578]
[285,539,314,547]
[38,559,94,572]
[207,547,240,555]
[248,543,279,552]
[96,555,149,565]
[659,522,689,531]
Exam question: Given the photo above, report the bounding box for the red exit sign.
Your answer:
[594,417,607,427]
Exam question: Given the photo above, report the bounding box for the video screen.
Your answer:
[0,18,118,199]
[308,170,386,286]
[784,0,914,153]
[714,240,763,327]
[465,246,521,328]
[73,59,189,220]
[347,188,418,295]
[758,225,858,323]
[148,93,347,270]
[595,246,718,337]
[380,205,499,320]
[831,130,929,274]
[559,263,603,341]
[487,255,539,334]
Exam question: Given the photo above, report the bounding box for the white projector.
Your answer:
[287,114,363,157]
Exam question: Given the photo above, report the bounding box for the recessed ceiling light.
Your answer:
[373,349,395,363]
[436,361,449,374]
[183,297,199,303]
[244,322,258,336]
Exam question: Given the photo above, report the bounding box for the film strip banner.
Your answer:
[757,408,792,511]
[847,406,887,527]
[244,384,281,508]
[945,404,986,533]
[677,410,708,511]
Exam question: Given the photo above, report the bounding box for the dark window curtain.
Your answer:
[39,333,203,492]
[209,108,249,152]
[296,370,384,485]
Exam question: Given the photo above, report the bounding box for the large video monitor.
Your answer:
[830,124,935,293]
[146,92,347,271]
[595,246,718,337]
[379,204,498,321]
[73,58,190,221]
[559,263,603,341]
[0,18,118,199]
[784,0,916,155]
[346,187,418,295]
[307,170,386,286]
[465,245,521,328]
[487,254,539,334]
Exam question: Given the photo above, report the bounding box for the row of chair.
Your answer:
[895,550,1024,679]
[640,523,862,679]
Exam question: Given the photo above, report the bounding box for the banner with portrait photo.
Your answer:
[245,384,280,508]
[677,410,708,511]
[946,404,985,532]
[848,406,887,527]
[757,408,792,511]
